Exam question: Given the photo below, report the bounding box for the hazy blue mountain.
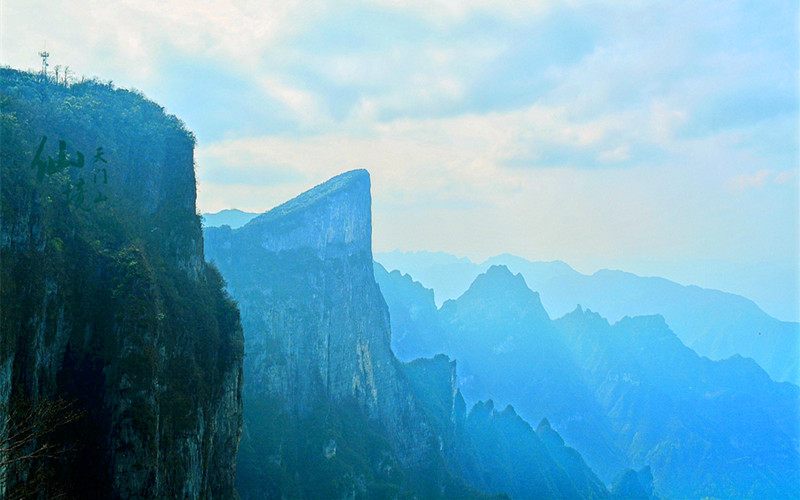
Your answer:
[374,263,446,361]
[535,419,612,500]
[374,251,576,306]
[201,208,259,229]
[462,401,583,499]
[540,269,799,385]
[377,264,800,498]
[1,68,243,498]
[609,469,652,500]
[437,266,630,482]
[374,262,629,482]
[483,253,580,295]
[375,251,799,384]
[377,250,484,305]
[402,355,612,499]
[555,308,800,499]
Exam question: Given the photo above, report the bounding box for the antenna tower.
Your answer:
[39,41,50,78]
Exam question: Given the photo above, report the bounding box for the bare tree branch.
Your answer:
[0,397,83,498]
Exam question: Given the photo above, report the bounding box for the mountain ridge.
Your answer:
[376,262,800,498]
[375,250,799,384]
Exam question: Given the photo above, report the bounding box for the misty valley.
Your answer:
[1,57,798,500]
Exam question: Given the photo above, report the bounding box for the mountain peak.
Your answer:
[469,265,531,295]
[240,169,372,259]
[537,417,552,431]
[201,208,259,229]
[611,468,651,500]
[449,264,551,324]
[536,417,565,447]
[500,404,518,417]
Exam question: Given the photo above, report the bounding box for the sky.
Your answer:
[3,1,798,320]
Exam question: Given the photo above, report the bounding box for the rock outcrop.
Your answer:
[0,68,243,498]
[403,355,610,499]
[206,170,445,498]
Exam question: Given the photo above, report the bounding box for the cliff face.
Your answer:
[205,170,446,498]
[242,170,372,260]
[0,69,243,498]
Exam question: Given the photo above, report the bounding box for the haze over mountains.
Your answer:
[202,213,799,385]
[374,263,800,498]
[373,251,799,385]
[199,170,799,499]
[202,209,261,230]
[202,209,798,327]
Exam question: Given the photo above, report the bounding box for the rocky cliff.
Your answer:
[0,68,243,498]
[205,170,448,498]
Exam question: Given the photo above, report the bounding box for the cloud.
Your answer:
[724,168,798,192]
[5,0,797,313]
[725,169,775,190]
[2,0,324,87]
[598,145,631,163]
[774,169,798,185]
[258,76,332,128]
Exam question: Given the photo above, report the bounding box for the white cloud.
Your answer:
[599,145,631,163]
[369,0,557,24]
[724,168,798,191]
[725,169,774,190]
[774,169,798,185]
[258,76,331,127]
[5,0,797,312]
[2,0,324,86]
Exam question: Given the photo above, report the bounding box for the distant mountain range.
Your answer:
[375,263,800,498]
[375,251,799,384]
[201,208,259,229]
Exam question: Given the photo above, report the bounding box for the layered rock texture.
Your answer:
[1,68,243,498]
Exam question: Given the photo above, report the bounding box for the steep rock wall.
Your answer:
[0,68,243,499]
[205,171,446,498]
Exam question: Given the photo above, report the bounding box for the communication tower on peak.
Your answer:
[39,42,50,77]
